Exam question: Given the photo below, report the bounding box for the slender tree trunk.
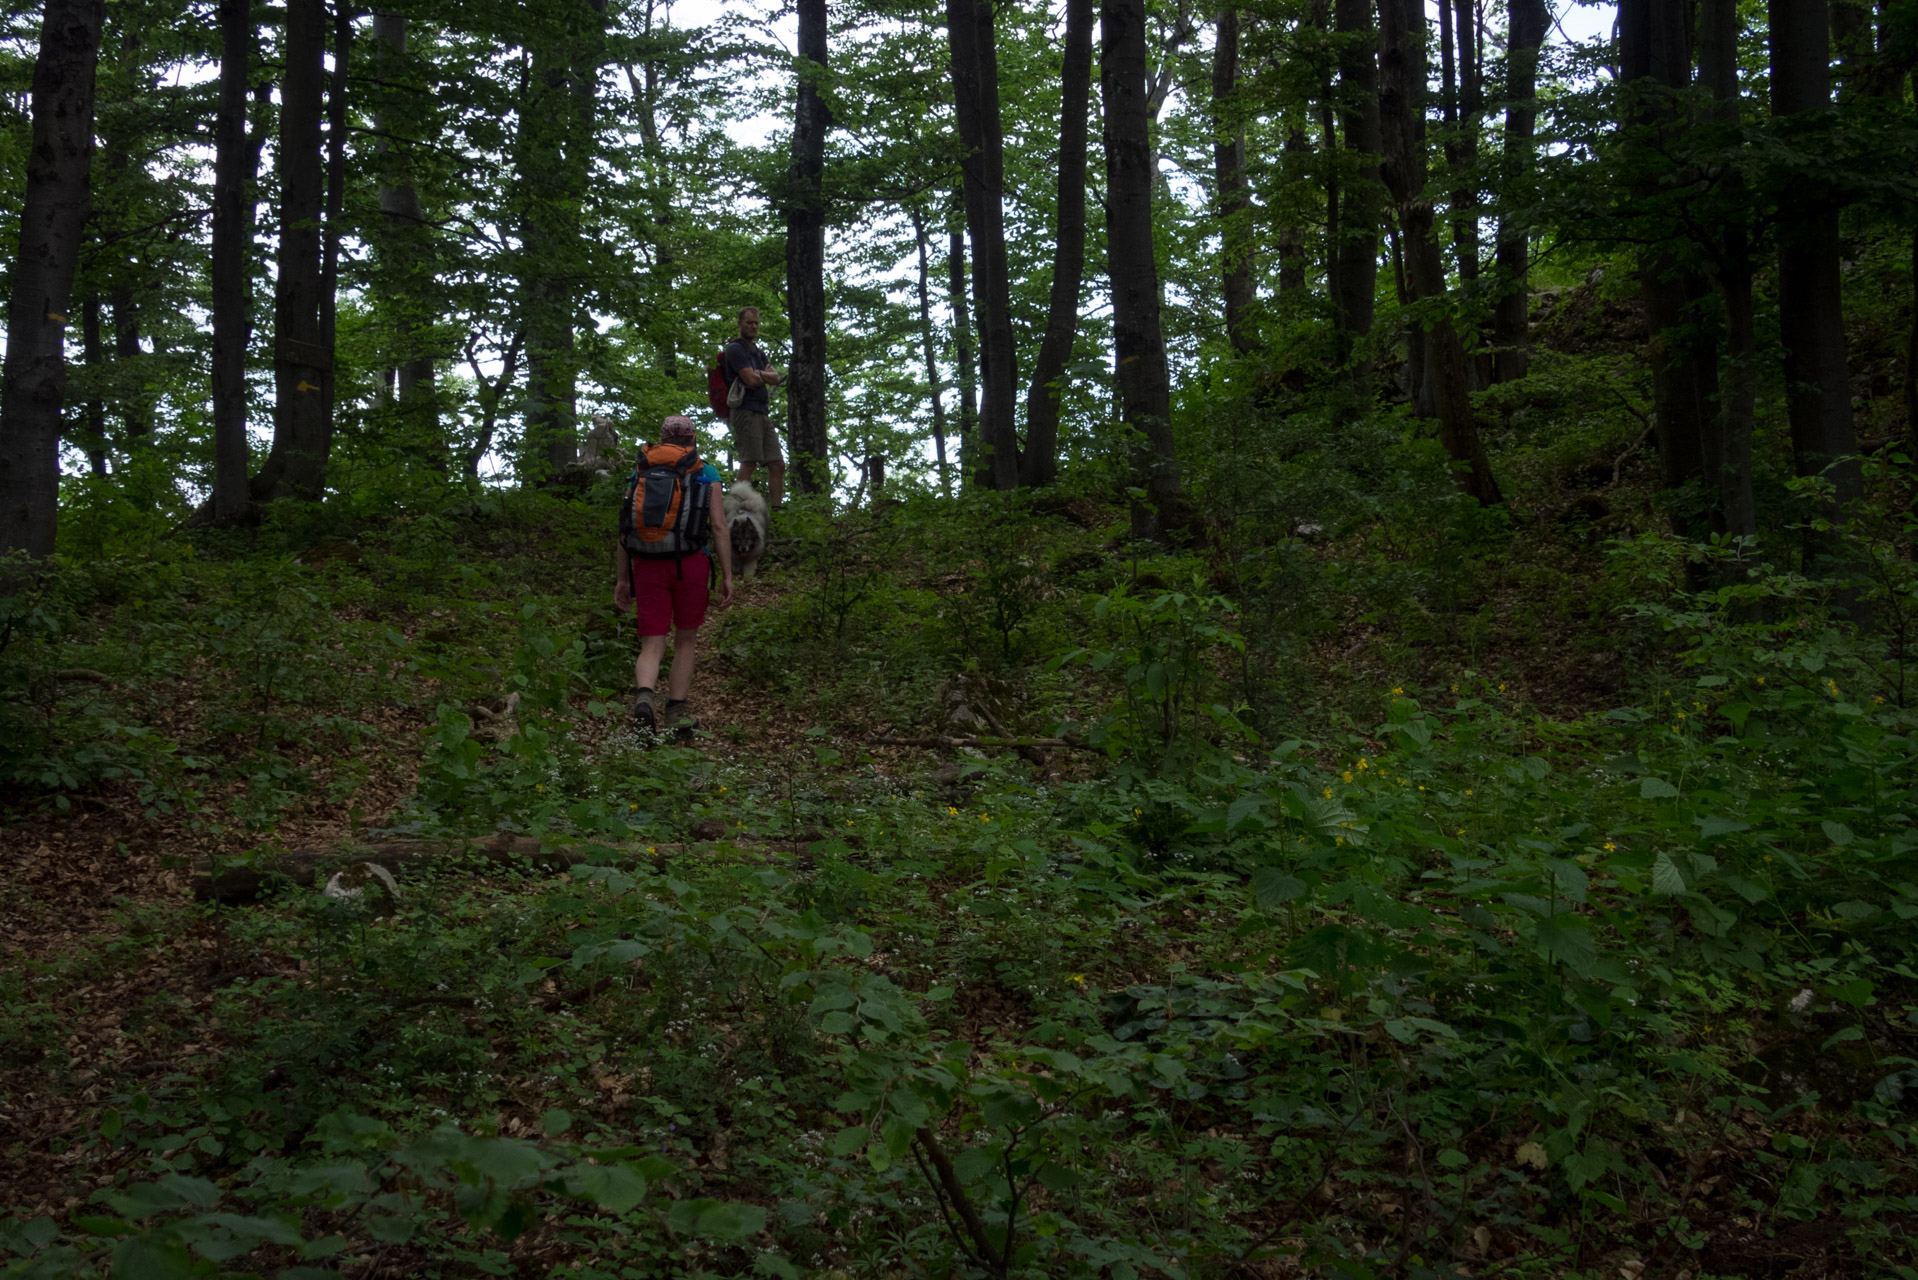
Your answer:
[79,294,106,475]
[909,206,951,495]
[253,0,331,503]
[1103,0,1182,538]
[1331,0,1380,344]
[1619,0,1716,497]
[786,0,830,491]
[1698,0,1756,540]
[463,329,523,479]
[947,219,979,483]
[0,0,104,558]
[1491,0,1546,383]
[1446,0,1481,290]
[372,12,438,456]
[1020,0,1092,485]
[1769,0,1862,519]
[948,0,1019,489]
[111,287,146,442]
[1315,106,1338,304]
[1377,0,1499,503]
[1211,6,1256,354]
[209,0,252,520]
[318,5,351,454]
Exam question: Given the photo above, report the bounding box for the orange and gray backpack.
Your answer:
[621,444,711,559]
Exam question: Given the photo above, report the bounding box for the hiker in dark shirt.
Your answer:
[722,307,786,510]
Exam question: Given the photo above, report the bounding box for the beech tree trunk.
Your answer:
[786,0,830,491]
[1331,0,1380,345]
[947,220,979,483]
[1491,0,1546,384]
[1699,0,1756,540]
[1377,0,1499,504]
[1769,0,1862,519]
[79,294,105,475]
[948,0,1019,489]
[1211,6,1256,355]
[1103,0,1182,538]
[909,205,951,494]
[0,0,104,558]
[209,0,253,520]
[1020,0,1093,485]
[372,12,438,456]
[252,0,331,503]
[317,6,351,456]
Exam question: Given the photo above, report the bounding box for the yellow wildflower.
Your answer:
[1068,974,1086,987]
[647,845,656,853]
[1322,788,1333,799]
[1603,842,1616,852]
[949,806,959,816]
[1342,771,1354,784]
[1357,758,1368,770]
[1392,686,1404,695]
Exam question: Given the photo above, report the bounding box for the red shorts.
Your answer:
[630,551,710,637]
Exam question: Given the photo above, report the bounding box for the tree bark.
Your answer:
[1491,0,1546,384]
[948,0,1019,489]
[1211,6,1256,355]
[372,12,438,457]
[1769,0,1862,519]
[947,219,980,483]
[1444,0,1482,290]
[318,4,351,462]
[1698,0,1756,540]
[111,287,146,443]
[252,0,331,504]
[909,205,951,494]
[0,0,104,558]
[1331,0,1381,344]
[785,0,830,492]
[1020,0,1093,485]
[1102,0,1183,538]
[1619,0,1716,498]
[1376,0,1499,503]
[209,0,253,521]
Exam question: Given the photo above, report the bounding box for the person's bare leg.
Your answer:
[666,628,699,700]
[738,459,757,484]
[634,633,668,693]
[769,457,785,509]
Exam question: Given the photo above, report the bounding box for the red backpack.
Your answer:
[707,351,730,420]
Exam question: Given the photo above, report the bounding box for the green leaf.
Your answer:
[1652,852,1686,895]
[865,1141,892,1173]
[1822,1025,1866,1050]
[1821,820,1855,846]
[112,1235,194,1280]
[694,1202,767,1243]
[1535,915,1598,978]
[950,1145,998,1184]
[364,1216,415,1244]
[570,1163,648,1214]
[755,1256,803,1280]
[1250,867,1306,910]
[1034,1162,1086,1192]
[542,1109,573,1137]
[1695,815,1749,839]
[1640,777,1679,799]
[831,1127,869,1157]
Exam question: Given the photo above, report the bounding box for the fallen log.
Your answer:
[191,833,635,905]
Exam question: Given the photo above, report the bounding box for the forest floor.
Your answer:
[3,428,1915,1278]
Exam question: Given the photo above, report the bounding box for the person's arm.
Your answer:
[613,539,633,611]
[709,482,735,609]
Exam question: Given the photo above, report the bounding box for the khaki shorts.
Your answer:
[730,409,783,465]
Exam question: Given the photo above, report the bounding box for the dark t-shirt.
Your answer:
[722,337,771,416]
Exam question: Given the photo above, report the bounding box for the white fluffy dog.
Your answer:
[725,481,769,578]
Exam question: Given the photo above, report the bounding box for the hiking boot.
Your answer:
[664,699,698,738]
[631,688,656,738]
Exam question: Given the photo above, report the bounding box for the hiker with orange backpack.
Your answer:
[613,415,735,738]
[711,307,785,510]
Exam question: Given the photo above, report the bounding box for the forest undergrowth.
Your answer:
[3,395,1918,1279]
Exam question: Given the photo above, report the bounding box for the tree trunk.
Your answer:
[1377,0,1499,504]
[1698,0,1756,540]
[79,293,106,475]
[1211,6,1256,354]
[785,0,830,492]
[1619,0,1716,498]
[1020,0,1093,485]
[0,0,104,559]
[318,4,351,457]
[1445,0,1482,291]
[1491,0,1546,383]
[948,0,1020,489]
[111,287,146,443]
[253,0,331,504]
[372,12,438,457]
[1331,0,1381,344]
[209,0,253,521]
[1103,0,1182,538]
[909,205,951,494]
[1769,0,1862,519]
[947,219,980,483]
